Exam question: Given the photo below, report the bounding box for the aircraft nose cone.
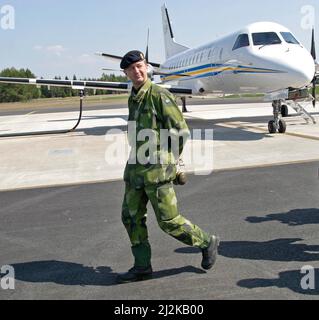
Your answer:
[292,63,314,84]
[254,46,316,90]
[285,52,315,87]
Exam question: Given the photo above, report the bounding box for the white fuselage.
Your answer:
[159,22,315,95]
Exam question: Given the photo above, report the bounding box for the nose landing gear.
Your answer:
[268,100,287,134]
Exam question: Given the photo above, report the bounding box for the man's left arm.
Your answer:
[158,91,190,157]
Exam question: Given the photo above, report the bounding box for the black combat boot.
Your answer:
[201,235,220,270]
[116,265,153,284]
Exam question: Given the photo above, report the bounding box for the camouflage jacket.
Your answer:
[124,79,190,188]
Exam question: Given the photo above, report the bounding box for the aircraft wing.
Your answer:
[0,77,192,95]
[0,77,129,91]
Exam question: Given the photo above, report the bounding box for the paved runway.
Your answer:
[0,161,318,300]
[0,99,319,299]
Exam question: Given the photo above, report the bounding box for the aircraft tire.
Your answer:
[281,105,289,117]
[268,120,277,134]
[278,119,287,133]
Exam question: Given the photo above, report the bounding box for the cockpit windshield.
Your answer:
[252,32,282,46]
[232,34,250,50]
[280,32,300,44]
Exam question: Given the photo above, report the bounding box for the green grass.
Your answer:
[0,94,129,109]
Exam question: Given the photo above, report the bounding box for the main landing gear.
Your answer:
[181,97,188,113]
[268,100,287,134]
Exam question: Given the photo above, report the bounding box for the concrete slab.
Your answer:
[0,102,318,191]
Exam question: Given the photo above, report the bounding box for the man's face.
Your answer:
[124,60,148,89]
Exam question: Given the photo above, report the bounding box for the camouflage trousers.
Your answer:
[121,182,211,267]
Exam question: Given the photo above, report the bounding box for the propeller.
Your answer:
[310,27,317,107]
[144,28,155,79]
[100,30,191,79]
[145,28,150,64]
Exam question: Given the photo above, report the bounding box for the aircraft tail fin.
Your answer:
[161,4,189,59]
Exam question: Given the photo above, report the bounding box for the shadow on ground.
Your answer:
[238,268,319,295]
[246,208,319,226]
[176,238,319,261]
[176,239,319,295]
[9,260,205,286]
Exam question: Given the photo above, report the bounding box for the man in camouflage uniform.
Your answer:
[117,50,219,283]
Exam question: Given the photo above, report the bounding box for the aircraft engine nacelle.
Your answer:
[191,79,207,95]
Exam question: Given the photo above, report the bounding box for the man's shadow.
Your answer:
[246,208,319,226]
[9,260,205,286]
[238,269,319,295]
[176,240,319,295]
[176,238,319,261]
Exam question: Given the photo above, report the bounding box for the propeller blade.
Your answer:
[312,78,317,107]
[145,29,150,63]
[311,28,316,61]
[310,27,317,107]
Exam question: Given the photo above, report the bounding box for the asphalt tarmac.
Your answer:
[0,161,319,300]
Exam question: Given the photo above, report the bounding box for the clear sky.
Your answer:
[0,0,318,79]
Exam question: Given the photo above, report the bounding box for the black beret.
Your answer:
[120,50,145,69]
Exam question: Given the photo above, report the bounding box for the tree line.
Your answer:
[0,68,128,103]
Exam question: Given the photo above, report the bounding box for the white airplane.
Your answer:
[0,4,318,134]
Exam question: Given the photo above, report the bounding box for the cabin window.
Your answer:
[232,34,250,50]
[281,32,300,44]
[252,32,281,46]
[192,55,195,64]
